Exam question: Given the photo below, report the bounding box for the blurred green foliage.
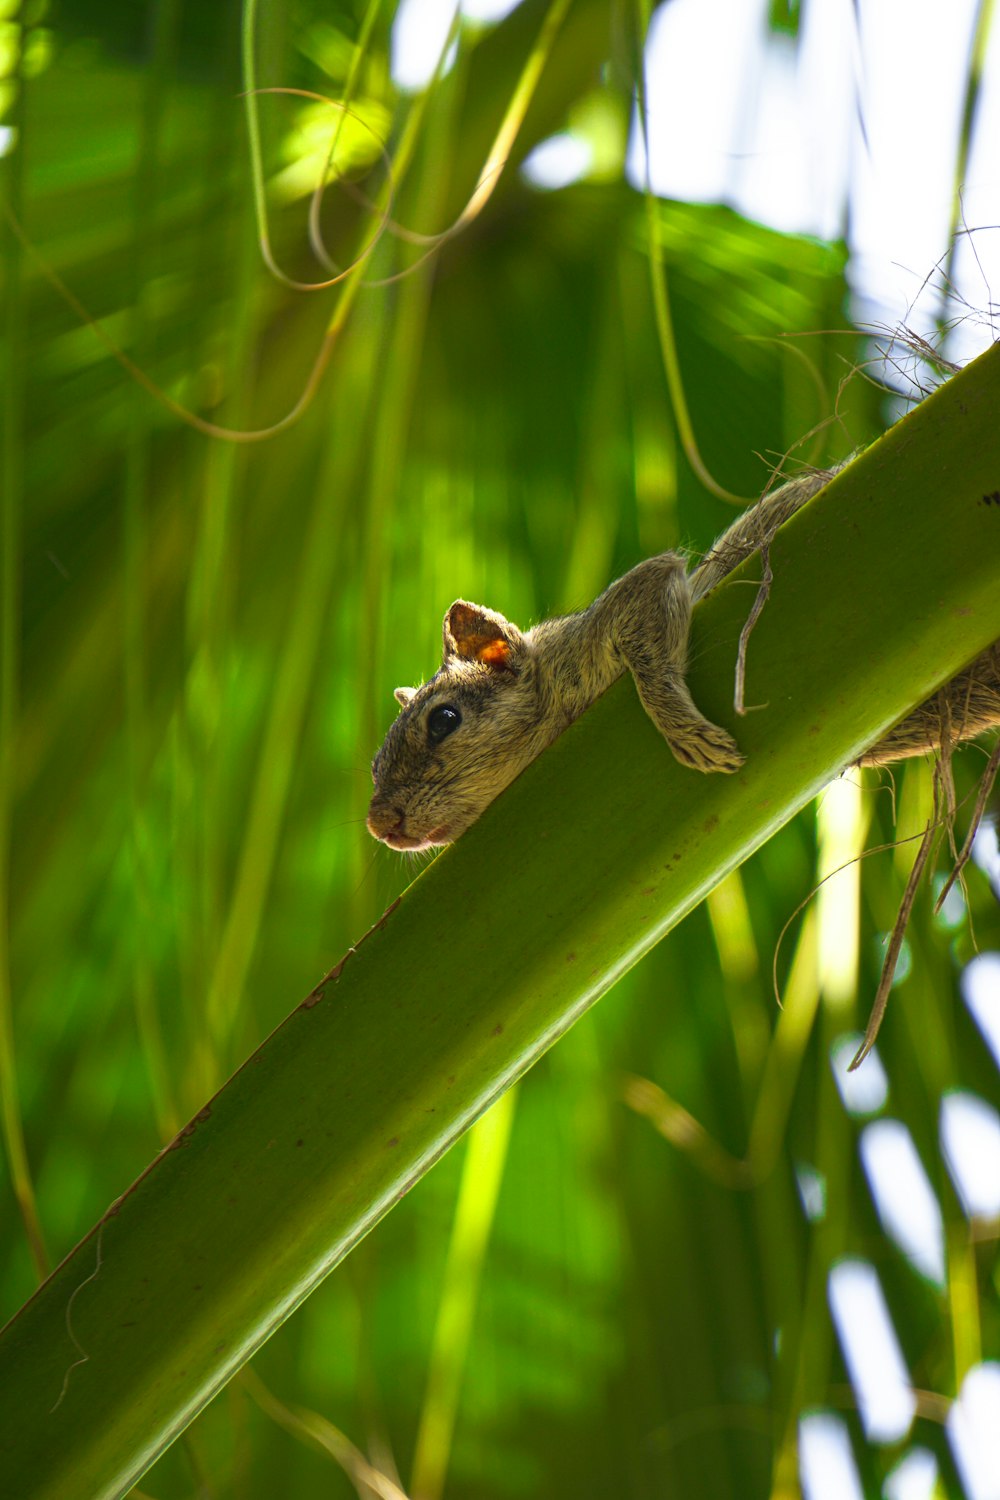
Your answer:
[1,1,998,1497]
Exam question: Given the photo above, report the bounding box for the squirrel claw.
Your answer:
[668,723,745,775]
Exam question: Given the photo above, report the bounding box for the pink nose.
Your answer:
[366,799,404,840]
[367,799,429,849]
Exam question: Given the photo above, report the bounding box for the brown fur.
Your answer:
[367,470,1000,849]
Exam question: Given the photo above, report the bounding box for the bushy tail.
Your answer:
[689,470,835,603]
[687,461,1000,763]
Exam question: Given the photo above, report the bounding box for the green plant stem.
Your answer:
[410,1090,516,1500]
[945,0,996,294]
[124,0,183,1143]
[0,83,49,1282]
[633,0,747,504]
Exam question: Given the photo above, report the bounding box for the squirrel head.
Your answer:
[367,600,544,850]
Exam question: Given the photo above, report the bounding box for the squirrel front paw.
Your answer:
[666,719,745,774]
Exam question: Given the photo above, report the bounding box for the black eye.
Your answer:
[427,704,462,744]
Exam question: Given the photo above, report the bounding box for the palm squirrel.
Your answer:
[368,470,1000,850]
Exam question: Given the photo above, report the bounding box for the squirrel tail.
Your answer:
[689,469,834,603]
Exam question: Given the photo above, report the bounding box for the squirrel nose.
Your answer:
[366,798,405,842]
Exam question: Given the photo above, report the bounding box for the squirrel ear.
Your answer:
[394,686,417,709]
[443,601,525,671]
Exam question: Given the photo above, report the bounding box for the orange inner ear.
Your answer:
[479,640,510,667]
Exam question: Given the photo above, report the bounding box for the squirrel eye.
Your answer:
[427,704,462,744]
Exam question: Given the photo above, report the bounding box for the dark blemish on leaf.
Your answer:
[295,1139,304,1147]
[302,952,349,1008]
[703,814,719,834]
[493,1024,504,1035]
[170,1107,211,1149]
[565,952,576,962]
[809,724,821,736]
[387,1136,400,1147]
[981,490,1000,505]
[300,897,403,1010]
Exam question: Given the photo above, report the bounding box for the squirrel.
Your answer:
[367,470,1000,851]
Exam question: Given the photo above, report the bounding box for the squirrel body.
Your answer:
[368,472,1000,850]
